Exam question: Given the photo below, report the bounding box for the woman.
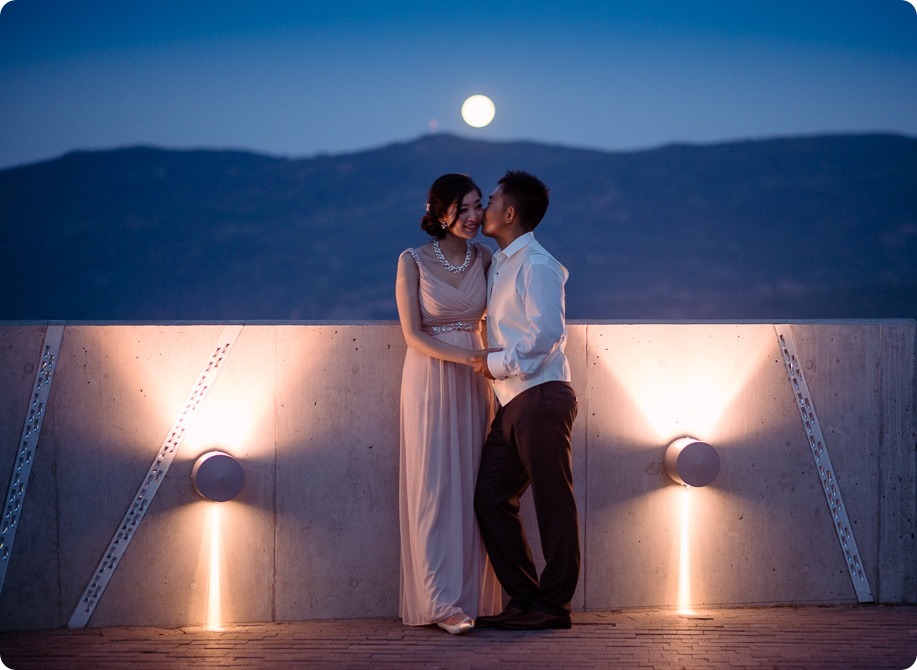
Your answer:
[395,174,503,634]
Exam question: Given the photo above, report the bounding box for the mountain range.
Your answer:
[1,133,915,321]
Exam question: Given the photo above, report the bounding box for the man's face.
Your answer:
[483,185,507,238]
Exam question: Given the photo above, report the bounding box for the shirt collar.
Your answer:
[497,231,534,260]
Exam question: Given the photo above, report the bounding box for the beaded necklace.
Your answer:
[432,239,472,274]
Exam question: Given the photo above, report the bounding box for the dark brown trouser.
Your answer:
[474,381,580,616]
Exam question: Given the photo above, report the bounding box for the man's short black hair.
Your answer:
[497,170,549,231]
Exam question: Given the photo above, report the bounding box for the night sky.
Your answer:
[1,0,915,169]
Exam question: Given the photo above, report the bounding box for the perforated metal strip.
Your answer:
[68,325,243,628]
[774,325,873,603]
[0,325,65,596]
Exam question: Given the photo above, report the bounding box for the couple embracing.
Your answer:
[396,171,579,634]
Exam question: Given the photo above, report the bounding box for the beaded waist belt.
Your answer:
[422,321,479,335]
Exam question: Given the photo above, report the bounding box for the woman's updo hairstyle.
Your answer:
[420,173,482,239]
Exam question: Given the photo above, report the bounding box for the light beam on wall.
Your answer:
[676,486,694,615]
[191,451,242,631]
[595,325,774,442]
[206,504,224,631]
[666,438,718,617]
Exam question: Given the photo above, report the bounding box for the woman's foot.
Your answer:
[436,612,474,635]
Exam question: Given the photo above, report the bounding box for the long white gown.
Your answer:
[399,245,502,625]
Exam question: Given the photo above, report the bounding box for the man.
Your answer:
[470,170,579,630]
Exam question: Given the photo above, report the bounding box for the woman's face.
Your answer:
[442,190,483,240]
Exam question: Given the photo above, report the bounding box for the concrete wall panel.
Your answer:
[54,326,252,628]
[583,324,865,609]
[877,323,917,602]
[0,321,912,630]
[274,325,403,621]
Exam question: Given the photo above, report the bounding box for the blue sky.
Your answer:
[1,0,915,169]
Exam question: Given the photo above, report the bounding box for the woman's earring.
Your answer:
[441,220,449,230]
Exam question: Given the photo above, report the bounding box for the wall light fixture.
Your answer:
[664,437,720,487]
[191,451,245,502]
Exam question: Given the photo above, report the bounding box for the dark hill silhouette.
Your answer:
[1,133,915,320]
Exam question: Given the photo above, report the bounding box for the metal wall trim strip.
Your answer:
[775,324,874,602]
[0,325,66,596]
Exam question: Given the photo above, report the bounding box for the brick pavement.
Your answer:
[1,605,915,669]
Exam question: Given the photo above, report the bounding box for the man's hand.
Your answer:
[469,354,496,379]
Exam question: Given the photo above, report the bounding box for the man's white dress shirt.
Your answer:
[485,232,571,406]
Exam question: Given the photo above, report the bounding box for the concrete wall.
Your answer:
[0,321,913,630]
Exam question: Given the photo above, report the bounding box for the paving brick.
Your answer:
[0,606,915,669]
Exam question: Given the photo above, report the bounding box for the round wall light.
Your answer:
[191,451,244,502]
[664,437,720,487]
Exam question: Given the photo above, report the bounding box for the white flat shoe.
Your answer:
[436,616,474,635]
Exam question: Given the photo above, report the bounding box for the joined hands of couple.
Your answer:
[468,348,500,380]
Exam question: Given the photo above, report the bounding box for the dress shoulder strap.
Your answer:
[407,248,423,266]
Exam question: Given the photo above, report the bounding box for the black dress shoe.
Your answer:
[500,609,572,630]
[474,606,525,628]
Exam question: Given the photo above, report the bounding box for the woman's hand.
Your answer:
[468,348,501,379]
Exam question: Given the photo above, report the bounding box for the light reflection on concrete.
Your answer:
[676,485,694,615]
[593,324,776,444]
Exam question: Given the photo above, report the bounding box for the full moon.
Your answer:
[461,95,496,128]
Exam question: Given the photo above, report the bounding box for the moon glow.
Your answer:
[461,95,496,128]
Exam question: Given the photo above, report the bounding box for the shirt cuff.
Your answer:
[486,351,508,380]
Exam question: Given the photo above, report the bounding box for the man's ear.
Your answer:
[504,204,516,224]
